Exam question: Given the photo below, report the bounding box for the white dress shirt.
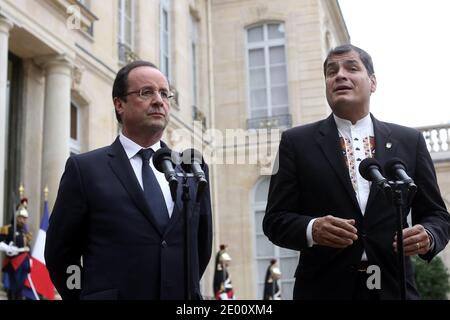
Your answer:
[306,114,374,260]
[333,113,374,214]
[119,133,174,217]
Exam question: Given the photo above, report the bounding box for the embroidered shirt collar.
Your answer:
[333,113,373,138]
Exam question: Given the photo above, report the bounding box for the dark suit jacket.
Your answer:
[45,137,212,300]
[263,114,450,300]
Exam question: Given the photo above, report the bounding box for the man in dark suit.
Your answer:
[263,44,450,300]
[45,61,212,300]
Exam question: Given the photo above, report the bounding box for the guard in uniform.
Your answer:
[0,198,32,300]
[213,244,235,300]
[263,259,281,300]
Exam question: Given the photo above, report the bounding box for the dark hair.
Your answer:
[323,44,375,76]
[112,60,159,123]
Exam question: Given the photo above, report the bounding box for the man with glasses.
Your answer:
[45,61,213,300]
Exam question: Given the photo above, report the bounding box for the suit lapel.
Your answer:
[107,137,164,236]
[316,115,361,213]
[365,114,397,210]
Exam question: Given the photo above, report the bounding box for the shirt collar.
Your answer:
[333,113,373,137]
[119,132,161,159]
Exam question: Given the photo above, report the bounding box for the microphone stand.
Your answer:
[180,172,192,301]
[175,171,207,300]
[155,148,208,300]
[381,180,415,301]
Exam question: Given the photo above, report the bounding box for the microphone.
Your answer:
[385,158,414,184]
[385,157,417,195]
[180,148,208,201]
[359,158,391,191]
[153,147,179,200]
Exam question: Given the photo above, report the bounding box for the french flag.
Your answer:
[23,200,55,300]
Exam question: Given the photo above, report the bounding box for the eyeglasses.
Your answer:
[124,87,174,102]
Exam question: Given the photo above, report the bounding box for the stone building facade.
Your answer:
[1,0,448,299]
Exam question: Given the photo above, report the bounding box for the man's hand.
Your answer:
[312,215,358,248]
[393,224,431,256]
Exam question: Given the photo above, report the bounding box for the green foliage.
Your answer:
[413,255,450,300]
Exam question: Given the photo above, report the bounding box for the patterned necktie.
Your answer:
[138,148,169,229]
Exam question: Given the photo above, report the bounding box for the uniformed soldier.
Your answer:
[213,244,235,300]
[263,259,281,300]
[0,198,33,300]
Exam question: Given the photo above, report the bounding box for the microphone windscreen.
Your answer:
[152,147,178,173]
[359,157,381,181]
[384,157,407,180]
[180,148,204,172]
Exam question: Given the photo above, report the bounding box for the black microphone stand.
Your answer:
[381,180,416,300]
[180,172,192,300]
[175,171,207,300]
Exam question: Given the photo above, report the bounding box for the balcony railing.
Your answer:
[418,123,450,162]
[247,114,292,130]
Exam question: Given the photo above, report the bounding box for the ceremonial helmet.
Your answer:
[16,198,29,218]
[218,244,232,264]
[269,259,281,280]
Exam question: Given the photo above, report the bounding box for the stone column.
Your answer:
[0,16,13,225]
[40,55,72,210]
[22,60,46,235]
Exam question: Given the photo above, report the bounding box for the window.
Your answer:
[190,13,199,111]
[118,0,135,63]
[246,23,289,122]
[160,0,171,79]
[253,178,298,300]
[70,102,81,155]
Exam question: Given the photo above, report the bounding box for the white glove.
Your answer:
[6,244,20,257]
[0,241,10,253]
[0,242,28,256]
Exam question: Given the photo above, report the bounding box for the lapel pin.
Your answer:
[386,142,392,149]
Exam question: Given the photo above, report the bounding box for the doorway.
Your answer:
[3,53,23,224]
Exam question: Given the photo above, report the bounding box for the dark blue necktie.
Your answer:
[138,148,169,229]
